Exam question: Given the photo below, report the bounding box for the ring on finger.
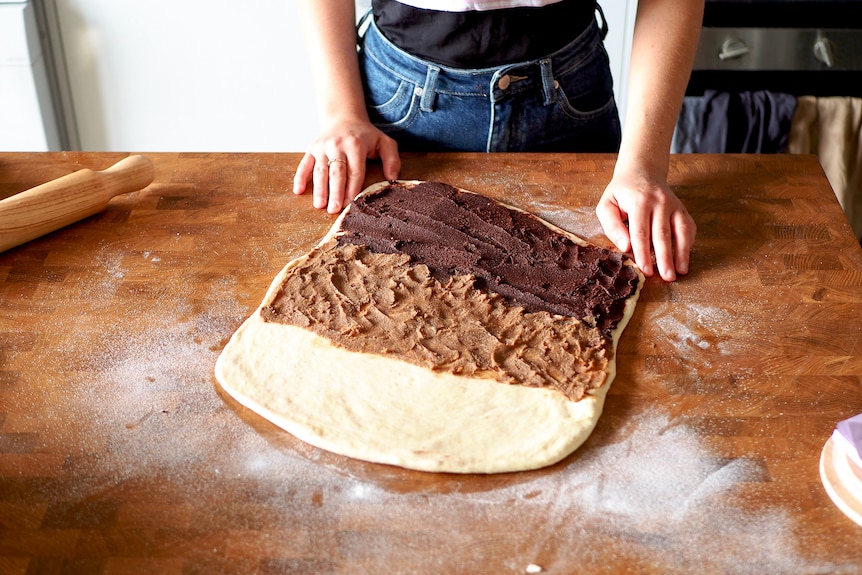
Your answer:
[327,158,347,168]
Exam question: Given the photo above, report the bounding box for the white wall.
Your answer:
[56,0,318,151]
[55,0,634,152]
[1,1,61,151]
[602,0,638,129]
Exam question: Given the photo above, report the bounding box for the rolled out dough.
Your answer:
[215,181,642,474]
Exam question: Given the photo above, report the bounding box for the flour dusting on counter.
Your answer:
[27,242,849,575]
[331,412,849,574]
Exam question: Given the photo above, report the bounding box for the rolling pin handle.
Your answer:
[97,155,156,199]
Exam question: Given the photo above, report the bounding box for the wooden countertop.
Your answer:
[1,152,861,574]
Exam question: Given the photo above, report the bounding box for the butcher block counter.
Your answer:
[1,152,861,574]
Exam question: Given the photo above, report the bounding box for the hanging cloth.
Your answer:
[789,97,862,242]
[672,90,797,154]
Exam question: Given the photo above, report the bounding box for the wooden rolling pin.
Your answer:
[0,155,155,253]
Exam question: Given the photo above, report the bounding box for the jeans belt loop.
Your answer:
[420,66,440,112]
[540,59,557,106]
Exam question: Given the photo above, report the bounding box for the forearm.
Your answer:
[297,0,369,127]
[617,0,704,176]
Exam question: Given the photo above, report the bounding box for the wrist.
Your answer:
[319,107,372,132]
[612,146,669,185]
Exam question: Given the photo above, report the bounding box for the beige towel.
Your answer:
[788,96,862,242]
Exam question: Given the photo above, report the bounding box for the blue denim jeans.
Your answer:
[358,14,622,153]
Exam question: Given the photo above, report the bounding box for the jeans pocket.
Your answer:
[368,81,421,131]
[361,55,421,131]
[553,49,616,119]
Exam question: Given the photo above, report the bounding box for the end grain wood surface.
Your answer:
[1,152,861,574]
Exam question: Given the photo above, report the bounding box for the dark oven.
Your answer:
[688,0,862,97]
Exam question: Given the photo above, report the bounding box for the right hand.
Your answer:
[292,119,401,214]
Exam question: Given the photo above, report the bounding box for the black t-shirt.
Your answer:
[371,0,597,68]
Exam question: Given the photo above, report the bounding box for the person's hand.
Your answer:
[595,169,696,282]
[293,120,401,214]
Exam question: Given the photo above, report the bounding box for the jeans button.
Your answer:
[498,74,511,90]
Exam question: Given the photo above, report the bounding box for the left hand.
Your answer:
[596,170,696,282]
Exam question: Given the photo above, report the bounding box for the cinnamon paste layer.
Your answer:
[337,181,639,334]
[260,181,640,402]
[261,241,609,401]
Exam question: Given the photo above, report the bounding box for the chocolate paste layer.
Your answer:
[337,181,639,334]
[262,241,609,401]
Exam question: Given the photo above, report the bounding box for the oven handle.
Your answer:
[719,38,750,61]
[694,28,862,71]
